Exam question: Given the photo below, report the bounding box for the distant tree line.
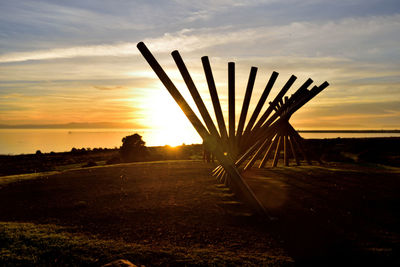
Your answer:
[1,135,399,177]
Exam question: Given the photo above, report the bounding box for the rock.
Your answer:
[102,259,140,267]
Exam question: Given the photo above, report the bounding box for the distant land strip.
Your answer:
[298,130,400,133]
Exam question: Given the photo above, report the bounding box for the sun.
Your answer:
[144,89,201,146]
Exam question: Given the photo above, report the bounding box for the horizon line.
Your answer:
[0,124,399,133]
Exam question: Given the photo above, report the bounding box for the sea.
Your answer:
[0,129,139,155]
[0,129,399,155]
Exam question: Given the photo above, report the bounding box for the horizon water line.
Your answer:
[0,128,399,155]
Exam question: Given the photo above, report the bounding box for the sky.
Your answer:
[0,0,399,146]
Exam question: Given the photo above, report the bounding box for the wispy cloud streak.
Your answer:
[1,13,399,64]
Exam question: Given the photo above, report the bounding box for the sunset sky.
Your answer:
[1,0,399,146]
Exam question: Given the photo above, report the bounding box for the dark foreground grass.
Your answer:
[1,159,399,266]
[0,222,291,266]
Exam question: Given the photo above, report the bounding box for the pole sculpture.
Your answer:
[137,42,329,216]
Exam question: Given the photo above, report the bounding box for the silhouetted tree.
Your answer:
[120,133,148,162]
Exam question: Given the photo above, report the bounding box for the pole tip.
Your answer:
[136,41,146,49]
[321,81,330,88]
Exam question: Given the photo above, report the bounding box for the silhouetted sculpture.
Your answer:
[137,42,329,216]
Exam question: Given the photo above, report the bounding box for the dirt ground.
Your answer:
[243,163,400,265]
[0,160,399,266]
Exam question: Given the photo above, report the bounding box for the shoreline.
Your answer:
[1,129,399,155]
[1,136,399,156]
[0,137,399,177]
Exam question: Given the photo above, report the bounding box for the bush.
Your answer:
[120,134,149,162]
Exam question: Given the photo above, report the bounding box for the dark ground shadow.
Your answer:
[0,161,399,265]
[243,162,400,266]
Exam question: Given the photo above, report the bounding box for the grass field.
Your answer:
[0,160,399,266]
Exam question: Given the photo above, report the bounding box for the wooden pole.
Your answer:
[243,134,273,171]
[240,72,279,150]
[220,170,226,184]
[236,67,257,142]
[214,80,327,172]
[283,82,329,121]
[213,78,328,172]
[172,51,220,139]
[243,71,278,136]
[242,122,284,170]
[212,117,281,174]
[202,56,229,143]
[255,81,315,141]
[272,135,283,167]
[137,42,210,139]
[251,75,298,133]
[215,168,225,182]
[284,134,289,166]
[266,79,313,121]
[259,134,279,168]
[212,166,220,175]
[234,119,281,168]
[235,138,263,167]
[228,62,236,156]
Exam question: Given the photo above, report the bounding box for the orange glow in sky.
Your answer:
[0,1,399,148]
[142,89,201,146]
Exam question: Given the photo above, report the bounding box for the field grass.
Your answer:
[1,159,399,266]
[0,222,290,266]
[0,171,60,187]
[0,160,292,266]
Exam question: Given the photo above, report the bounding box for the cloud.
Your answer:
[1,13,399,64]
[1,2,399,133]
[0,93,24,99]
[292,99,400,129]
[0,43,139,63]
[0,98,144,126]
[93,85,126,91]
